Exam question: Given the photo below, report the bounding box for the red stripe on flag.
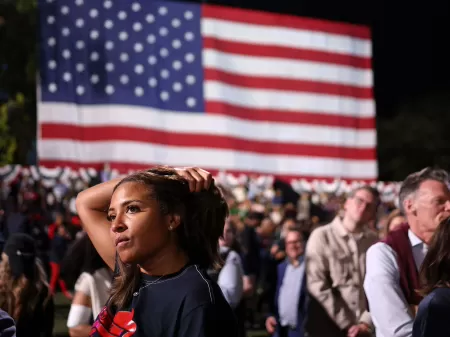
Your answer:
[38,160,376,183]
[202,5,371,39]
[204,68,373,100]
[41,124,376,160]
[205,101,375,129]
[203,37,371,69]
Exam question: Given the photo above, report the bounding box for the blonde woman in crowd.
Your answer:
[0,233,54,337]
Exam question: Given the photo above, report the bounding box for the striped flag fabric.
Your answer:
[38,0,376,181]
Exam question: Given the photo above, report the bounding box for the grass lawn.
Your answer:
[52,293,268,337]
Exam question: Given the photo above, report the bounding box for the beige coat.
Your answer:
[305,217,378,337]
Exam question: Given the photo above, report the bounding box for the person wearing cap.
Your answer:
[0,233,54,337]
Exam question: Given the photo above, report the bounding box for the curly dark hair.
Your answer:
[109,166,229,310]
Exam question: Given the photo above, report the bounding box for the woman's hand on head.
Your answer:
[174,167,213,193]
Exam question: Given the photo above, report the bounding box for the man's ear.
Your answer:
[403,198,416,216]
[166,214,181,230]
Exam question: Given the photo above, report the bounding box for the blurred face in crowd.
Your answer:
[55,213,63,225]
[404,180,450,243]
[258,218,275,237]
[220,221,235,248]
[245,213,262,228]
[57,225,67,236]
[285,231,304,261]
[281,219,296,237]
[282,219,296,230]
[388,215,405,232]
[344,188,378,226]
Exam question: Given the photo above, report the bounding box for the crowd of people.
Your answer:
[0,165,448,337]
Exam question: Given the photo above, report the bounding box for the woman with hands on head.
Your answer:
[76,166,238,337]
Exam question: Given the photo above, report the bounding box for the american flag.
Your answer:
[38,0,376,181]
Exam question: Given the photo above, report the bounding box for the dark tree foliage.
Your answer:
[0,0,37,164]
[377,90,450,181]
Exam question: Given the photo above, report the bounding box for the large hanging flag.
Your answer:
[38,0,376,181]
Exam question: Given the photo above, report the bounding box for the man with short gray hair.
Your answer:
[364,167,450,337]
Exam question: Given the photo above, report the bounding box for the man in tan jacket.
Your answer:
[305,186,379,337]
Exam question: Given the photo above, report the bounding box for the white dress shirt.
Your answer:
[364,230,428,337]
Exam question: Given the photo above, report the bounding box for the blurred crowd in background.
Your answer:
[0,166,406,336]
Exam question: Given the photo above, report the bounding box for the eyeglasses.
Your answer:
[286,240,302,245]
[353,196,376,208]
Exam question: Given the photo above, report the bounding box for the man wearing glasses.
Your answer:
[265,227,308,337]
[305,186,379,337]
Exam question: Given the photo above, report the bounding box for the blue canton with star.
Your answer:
[39,0,205,112]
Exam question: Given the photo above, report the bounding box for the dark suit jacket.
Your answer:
[272,259,308,337]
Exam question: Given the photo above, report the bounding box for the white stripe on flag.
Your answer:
[38,139,377,179]
[201,18,372,57]
[204,80,375,117]
[202,50,373,88]
[38,103,376,148]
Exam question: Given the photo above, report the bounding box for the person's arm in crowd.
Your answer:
[347,310,373,337]
[75,177,122,270]
[305,229,355,331]
[243,275,255,297]
[358,310,373,331]
[217,251,243,309]
[67,273,94,337]
[364,242,414,337]
[265,263,282,336]
[76,167,212,270]
[67,291,93,337]
[270,241,286,260]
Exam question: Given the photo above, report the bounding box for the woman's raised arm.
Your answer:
[75,178,122,270]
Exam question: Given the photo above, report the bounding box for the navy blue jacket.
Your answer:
[413,287,450,337]
[0,309,16,337]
